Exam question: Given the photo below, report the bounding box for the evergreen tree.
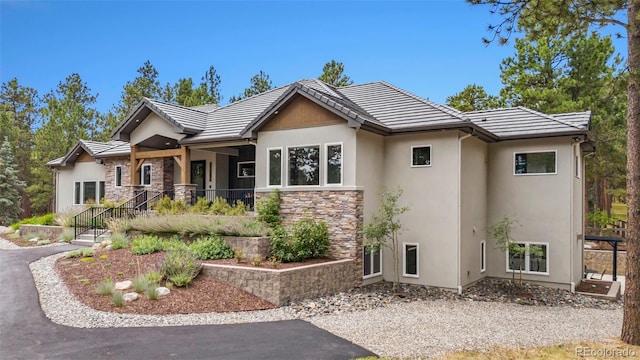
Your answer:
[446,84,503,111]
[114,60,164,121]
[0,137,27,225]
[318,60,353,87]
[229,70,273,103]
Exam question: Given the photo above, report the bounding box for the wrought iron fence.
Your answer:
[191,188,255,210]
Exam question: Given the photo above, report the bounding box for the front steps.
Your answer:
[71,230,111,247]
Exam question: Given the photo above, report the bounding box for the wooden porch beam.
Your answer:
[130,145,140,185]
[135,148,182,159]
[181,146,190,184]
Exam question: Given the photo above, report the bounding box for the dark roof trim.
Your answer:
[495,129,589,141]
[389,122,499,142]
[111,98,201,141]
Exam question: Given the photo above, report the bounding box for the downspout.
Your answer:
[457,131,474,295]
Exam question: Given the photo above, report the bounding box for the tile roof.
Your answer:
[145,99,207,131]
[464,107,589,139]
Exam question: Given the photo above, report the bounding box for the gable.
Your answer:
[76,150,95,163]
[130,112,185,146]
[260,96,345,132]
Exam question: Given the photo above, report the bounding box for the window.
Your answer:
[481,240,486,273]
[83,182,96,204]
[237,161,255,178]
[514,151,556,175]
[74,182,81,205]
[363,248,382,278]
[115,166,122,187]
[411,145,431,167]
[403,243,419,277]
[141,163,151,186]
[506,242,549,275]
[99,181,105,203]
[326,143,342,185]
[268,148,282,186]
[288,145,320,186]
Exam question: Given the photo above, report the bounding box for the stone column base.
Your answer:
[174,184,197,205]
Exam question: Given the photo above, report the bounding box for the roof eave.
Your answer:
[496,129,589,141]
[389,122,498,142]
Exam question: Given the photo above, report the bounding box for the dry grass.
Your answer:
[123,214,270,237]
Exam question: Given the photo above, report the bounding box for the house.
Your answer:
[47,79,591,292]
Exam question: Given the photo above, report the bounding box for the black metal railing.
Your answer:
[191,188,255,210]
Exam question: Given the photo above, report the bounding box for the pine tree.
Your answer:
[0,137,26,225]
[318,60,353,87]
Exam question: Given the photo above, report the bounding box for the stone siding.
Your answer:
[104,157,130,202]
[222,236,270,259]
[256,190,364,287]
[19,225,64,240]
[202,259,355,305]
[174,184,197,204]
[584,250,627,276]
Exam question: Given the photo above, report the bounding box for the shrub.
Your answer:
[107,218,131,234]
[251,257,263,267]
[209,197,233,215]
[109,232,129,250]
[156,196,188,215]
[131,234,164,255]
[145,285,158,300]
[10,213,55,230]
[227,200,248,216]
[234,249,245,263]
[55,206,85,227]
[188,236,234,260]
[256,189,281,228]
[132,275,150,293]
[111,292,124,307]
[145,270,163,285]
[154,196,173,214]
[270,217,329,262]
[65,248,95,258]
[190,197,211,214]
[161,236,188,252]
[60,228,75,242]
[126,215,269,238]
[95,278,114,295]
[159,249,202,287]
[36,239,50,246]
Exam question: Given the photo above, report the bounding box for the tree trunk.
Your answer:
[622,0,640,346]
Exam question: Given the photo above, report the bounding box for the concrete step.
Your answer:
[70,239,95,247]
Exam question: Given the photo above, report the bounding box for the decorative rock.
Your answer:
[123,292,139,302]
[115,280,132,290]
[29,237,39,243]
[36,240,50,246]
[156,287,170,296]
[92,244,100,250]
[105,245,112,250]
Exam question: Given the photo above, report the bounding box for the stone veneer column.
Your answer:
[125,185,145,200]
[255,190,364,287]
[174,184,197,205]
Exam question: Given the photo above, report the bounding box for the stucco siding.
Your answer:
[382,131,460,289]
[572,144,585,286]
[255,123,356,190]
[460,136,488,287]
[486,137,574,287]
[130,112,185,146]
[356,130,385,284]
[55,161,105,211]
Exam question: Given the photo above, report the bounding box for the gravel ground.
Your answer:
[21,242,624,359]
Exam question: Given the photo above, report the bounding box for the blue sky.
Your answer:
[1,0,628,114]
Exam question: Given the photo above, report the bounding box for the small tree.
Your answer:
[488,215,543,287]
[0,137,26,225]
[362,187,409,291]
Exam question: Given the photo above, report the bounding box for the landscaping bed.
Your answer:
[54,248,277,314]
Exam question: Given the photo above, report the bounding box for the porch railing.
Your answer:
[191,188,255,210]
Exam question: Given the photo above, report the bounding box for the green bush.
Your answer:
[109,232,129,250]
[95,278,115,295]
[256,189,281,228]
[10,213,55,230]
[145,270,163,285]
[55,207,85,227]
[132,275,150,293]
[126,215,269,238]
[159,249,202,287]
[60,228,75,243]
[65,248,96,258]
[161,236,188,252]
[188,236,234,260]
[270,217,329,262]
[131,234,164,255]
[155,196,188,215]
[209,197,232,215]
[227,200,248,216]
[190,197,211,214]
[111,292,124,307]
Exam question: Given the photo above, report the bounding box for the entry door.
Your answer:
[190,160,206,198]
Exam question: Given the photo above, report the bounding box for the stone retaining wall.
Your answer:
[584,250,627,275]
[19,225,64,240]
[256,190,364,287]
[221,236,270,259]
[202,259,355,305]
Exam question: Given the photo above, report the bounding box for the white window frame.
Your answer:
[74,182,81,205]
[574,144,581,179]
[237,161,256,178]
[141,163,152,186]
[410,145,432,168]
[513,150,557,176]
[505,241,549,275]
[481,240,486,273]
[402,242,419,278]
[325,142,343,186]
[363,247,382,279]
[266,147,283,187]
[286,144,321,187]
[115,165,122,188]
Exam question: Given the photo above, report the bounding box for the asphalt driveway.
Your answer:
[0,246,375,360]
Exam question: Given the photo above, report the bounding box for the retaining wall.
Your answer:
[584,249,627,276]
[202,259,355,305]
[18,225,65,240]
